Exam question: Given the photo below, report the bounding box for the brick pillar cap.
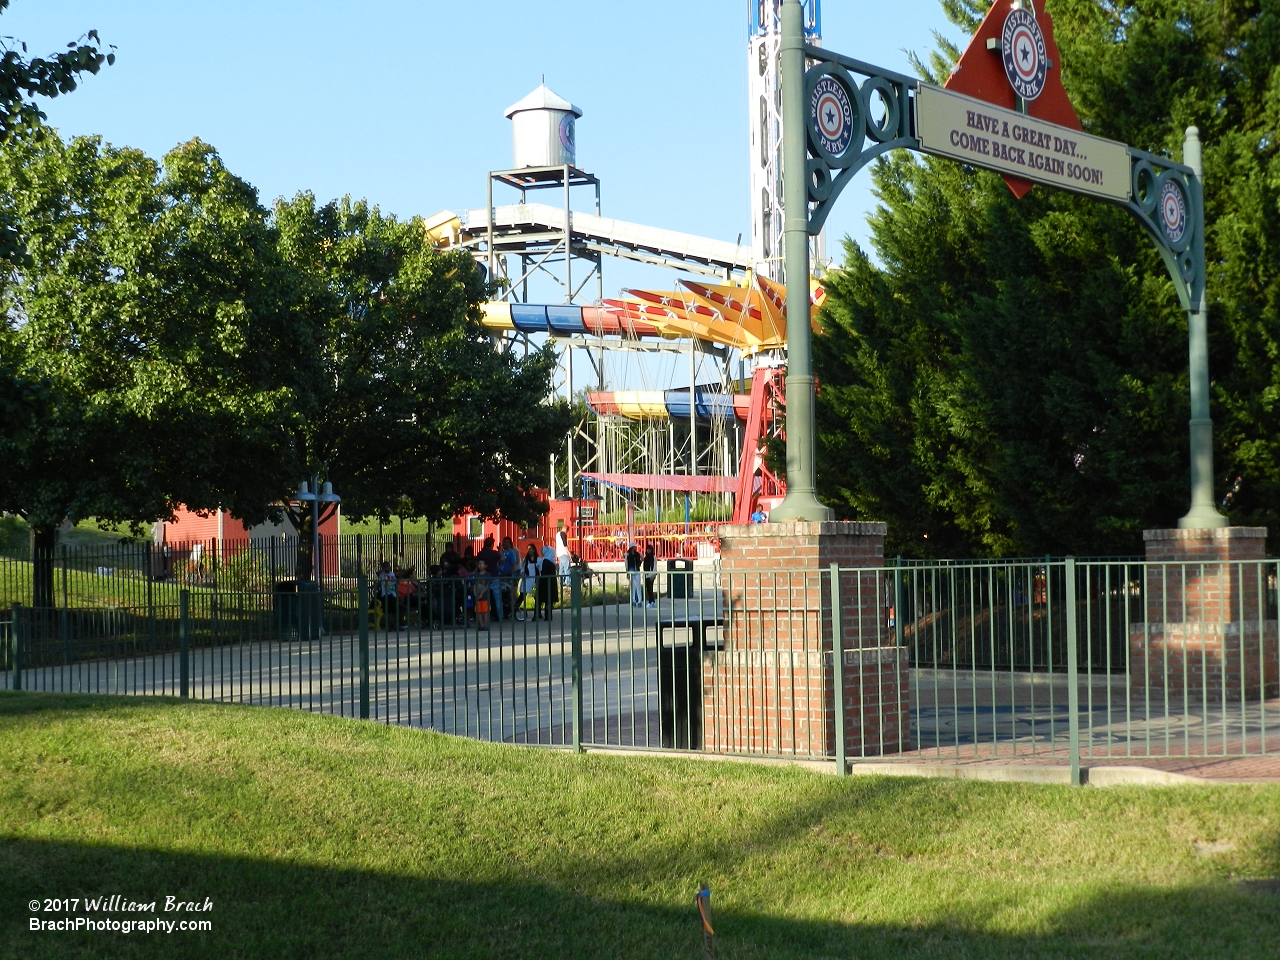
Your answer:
[1143,527,1268,542]
[718,521,888,538]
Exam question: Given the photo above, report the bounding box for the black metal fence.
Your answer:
[0,534,461,609]
[4,559,1278,772]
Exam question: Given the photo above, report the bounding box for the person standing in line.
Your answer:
[500,537,519,575]
[455,558,474,623]
[643,545,657,608]
[377,560,398,629]
[537,546,557,620]
[477,536,501,571]
[555,530,572,597]
[499,537,519,617]
[518,543,539,613]
[477,536,504,621]
[626,544,644,607]
[473,560,492,629]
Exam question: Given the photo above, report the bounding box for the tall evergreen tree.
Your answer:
[814,0,1280,557]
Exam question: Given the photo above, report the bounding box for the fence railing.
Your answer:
[0,534,463,609]
[573,523,722,563]
[4,559,1277,774]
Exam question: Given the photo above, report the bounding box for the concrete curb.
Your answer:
[1083,766,1208,787]
[845,762,1209,787]
[578,748,1222,786]
[846,762,1075,785]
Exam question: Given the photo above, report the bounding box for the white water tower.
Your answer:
[504,82,582,168]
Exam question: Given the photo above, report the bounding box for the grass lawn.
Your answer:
[1,693,1279,959]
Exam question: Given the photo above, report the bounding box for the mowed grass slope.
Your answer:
[1,693,1279,959]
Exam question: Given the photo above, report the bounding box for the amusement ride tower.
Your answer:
[749,0,825,280]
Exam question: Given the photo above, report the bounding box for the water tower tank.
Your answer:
[504,83,582,168]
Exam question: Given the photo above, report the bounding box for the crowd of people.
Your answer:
[370,532,576,630]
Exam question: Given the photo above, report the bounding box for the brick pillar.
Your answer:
[1130,527,1277,702]
[702,522,911,758]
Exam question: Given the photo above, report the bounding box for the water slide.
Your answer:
[461,203,751,278]
[480,275,823,354]
[585,390,753,423]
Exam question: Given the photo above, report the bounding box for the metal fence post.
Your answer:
[1065,557,1081,786]
[830,563,847,775]
[571,564,584,754]
[893,556,904,648]
[179,590,190,700]
[358,573,370,720]
[58,545,68,665]
[145,542,156,652]
[10,603,21,692]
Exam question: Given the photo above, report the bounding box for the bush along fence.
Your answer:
[3,559,1278,776]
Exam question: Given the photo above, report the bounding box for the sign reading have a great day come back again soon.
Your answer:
[915,84,1131,203]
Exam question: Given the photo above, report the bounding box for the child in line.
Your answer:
[473,560,492,629]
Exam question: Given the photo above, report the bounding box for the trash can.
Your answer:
[297,580,322,641]
[666,558,693,600]
[275,580,321,640]
[658,623,703,750]
[274,580,299,638]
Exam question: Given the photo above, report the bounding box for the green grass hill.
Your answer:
[2,692,1279,958]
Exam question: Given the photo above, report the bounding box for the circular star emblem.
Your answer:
[1160,179,1188,245]
[558,113,575,153]
[810,75,854,158]
[1001,7,1048,101]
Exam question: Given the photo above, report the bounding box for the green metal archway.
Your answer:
[770,0,1224,531]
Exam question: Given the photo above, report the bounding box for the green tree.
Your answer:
[814,0,1280,557]
[0,132,308,605]
[274,194,569,578]
[0,0,113,263]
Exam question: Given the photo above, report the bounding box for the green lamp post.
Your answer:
[769,0,833,523]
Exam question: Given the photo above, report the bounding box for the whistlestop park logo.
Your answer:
[1001,6,1048,101]
[811,74,855,159]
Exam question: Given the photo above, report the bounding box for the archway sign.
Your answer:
[770,0,1226,530]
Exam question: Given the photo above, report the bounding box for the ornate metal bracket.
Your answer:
[801,44,920,236]
[1124,149,1204,311]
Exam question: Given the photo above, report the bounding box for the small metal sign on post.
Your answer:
[777,0,1226,528]
[695,884,715,958]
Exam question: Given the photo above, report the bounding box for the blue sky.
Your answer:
[4,0,960,387]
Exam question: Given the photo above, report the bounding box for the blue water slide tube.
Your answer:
[510,304,549,333]
[546,306,586,336]
[664,389,737,421]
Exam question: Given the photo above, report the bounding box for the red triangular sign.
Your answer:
[944,1,1081,198]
